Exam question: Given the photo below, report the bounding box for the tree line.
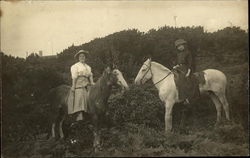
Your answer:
[1,26,248,144]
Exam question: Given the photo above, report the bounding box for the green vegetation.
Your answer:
[1,26,248,157]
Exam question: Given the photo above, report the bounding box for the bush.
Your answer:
[107,84,165,129]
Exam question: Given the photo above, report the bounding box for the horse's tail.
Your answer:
[40,86,66,115]
[219,70,227,94]
[39,86,57,106]
[202,69,228,94]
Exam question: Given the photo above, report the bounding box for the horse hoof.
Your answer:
[59,137,65,142]
[214,122,222,128]
[94,148,100,153]
[224,120,232,126]
[165,130,174,136]
[94,145,102,153]
[98,146,103,151]
[48,137,56,141]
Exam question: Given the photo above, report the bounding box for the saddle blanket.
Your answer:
[193,71,206,85]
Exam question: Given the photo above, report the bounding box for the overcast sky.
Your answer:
[0,0,248,58]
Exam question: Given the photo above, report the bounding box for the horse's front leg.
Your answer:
[54,106,66,139]
[93,130,101,152]
[59,115,66,139]
[92,114,101,152]
[164,99,175,134]
[51,123,56,138]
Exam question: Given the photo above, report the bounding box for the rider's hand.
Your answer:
[88,82,95,86]
[71,86,75,92]
[173,64,179,69]
[185,69,191,77]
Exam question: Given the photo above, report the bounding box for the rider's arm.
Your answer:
[71,65,77,91]
[88,66,95,85]
[71,79,76,91]
[187,51,193,70]
[89,73,95,85]
[173,64,179,69]
[185,51,192,77]
[173,53,181,69]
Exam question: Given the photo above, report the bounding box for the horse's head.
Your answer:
[103,66,129,91]
[134,58,152,85]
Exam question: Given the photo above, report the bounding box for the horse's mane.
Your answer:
[86,69,113,113]
[151,61,171,73]
[91,71,108,91]
[88,70,111,102]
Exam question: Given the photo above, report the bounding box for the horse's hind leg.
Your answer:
[50,106,64,139]
[59,116,65,139]
[164,99,175,133]
[208,92,222,124]
[92,114,102,152]
[216,93,230,121]
[49,112,57,139]
[51,123,56,138]
[57,107,66,139]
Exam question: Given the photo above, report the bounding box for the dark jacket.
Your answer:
[173,49,199,102]
[175,49,193,74]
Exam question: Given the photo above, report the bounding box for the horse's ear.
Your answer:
[112,63,117,70]
[105,66,111,74]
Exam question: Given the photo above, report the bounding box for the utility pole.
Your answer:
[174,16,177,28]
[50,40,54,55]
[52,41,54,55]
[228,21,233,27]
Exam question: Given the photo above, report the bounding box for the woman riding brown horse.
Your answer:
[48,65,129,152]
[69,50,95,121]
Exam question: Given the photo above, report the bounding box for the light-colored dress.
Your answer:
[67,62,92,114]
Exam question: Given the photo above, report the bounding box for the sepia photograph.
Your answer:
[0,0,249,157]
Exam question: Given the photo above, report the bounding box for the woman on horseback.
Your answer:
[69,49,95,121]
[173,39,199,104]
[173,39,192,75]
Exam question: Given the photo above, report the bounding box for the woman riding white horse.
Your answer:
[172,39,200,105]
[134,58,230,133]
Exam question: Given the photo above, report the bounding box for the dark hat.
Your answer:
[74,50,89,59]
[175,39,187,47]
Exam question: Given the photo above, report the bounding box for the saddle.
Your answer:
[193,71,206,85]
[172,70,206,103]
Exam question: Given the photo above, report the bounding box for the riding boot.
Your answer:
[76,112,83,121]
[183,98,190,105]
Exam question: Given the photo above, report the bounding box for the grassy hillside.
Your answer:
[1,26,248,157]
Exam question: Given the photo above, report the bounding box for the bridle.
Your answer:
[140,62,172,86]
[140,62,153,85]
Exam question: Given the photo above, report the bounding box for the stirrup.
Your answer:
[70,122,77,128]
[183,99,190,105]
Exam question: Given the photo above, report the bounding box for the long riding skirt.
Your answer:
[173,65,200,103]
[67,76,89,114]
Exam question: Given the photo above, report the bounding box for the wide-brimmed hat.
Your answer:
[74,50,89,59]
[175,39,187,48]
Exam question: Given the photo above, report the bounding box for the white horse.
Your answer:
[134,58,230,133]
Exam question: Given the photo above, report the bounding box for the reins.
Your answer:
[140,62,172,88]
[153,71,172,86]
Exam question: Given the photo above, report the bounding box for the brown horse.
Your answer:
[48,67,129,151]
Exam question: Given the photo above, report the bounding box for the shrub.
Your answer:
[108,84,165,129]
